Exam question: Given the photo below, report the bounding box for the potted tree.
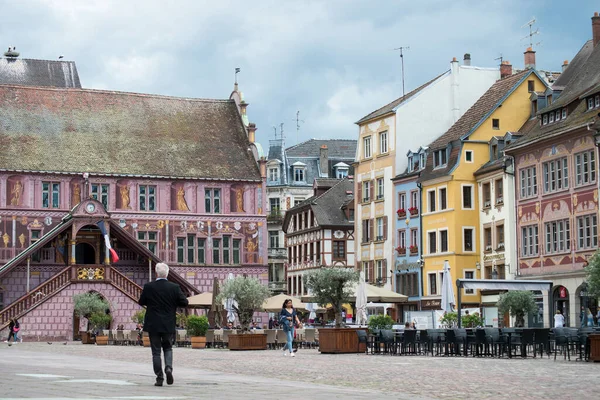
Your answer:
[131,308,148,346]
[73,292,110,344]
[89,312,113,345]
[305,267,360,353]
[217,275,271,350]
[497,290,537,327]
[187,315,209,349]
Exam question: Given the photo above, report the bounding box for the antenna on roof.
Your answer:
[521,17,540,49]
[494,54,503,65]
[293,110,304,145]
[272,126,278,139]
[392,46,410,97]
[234,67,241,84]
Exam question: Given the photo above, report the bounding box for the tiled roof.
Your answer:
[428,70,533,150]
[286,139,356,159]
[417,143,461,183]
[0,85,261,181]
[314,178,341,188]
[355,71,448,124]
[551,40,594,90]
[474,157,506,176]
[0,57,81,88]
[506,42,600,152]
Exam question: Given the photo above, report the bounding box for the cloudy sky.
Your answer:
[1,0,598,153]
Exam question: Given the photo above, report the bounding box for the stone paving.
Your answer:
[1,342,598,399]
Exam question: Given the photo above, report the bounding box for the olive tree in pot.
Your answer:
[497,290,537,327]
[187,315,209,349]
[304,268,360,354]
[131,309,148,346]
[89,312,113,345]
[216,276,271,350]
[73,292,110,344]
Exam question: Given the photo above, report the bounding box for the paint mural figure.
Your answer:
[236,188,245,212]
[176,187,190,211]
[72,183,81,206]
[10,180,22,206]
[120,184,131,209]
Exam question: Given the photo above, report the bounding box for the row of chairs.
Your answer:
[174,328,320,349]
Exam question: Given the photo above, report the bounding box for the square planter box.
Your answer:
[590,334,600,362]
[228,333,267,350]
[318,328,367,354]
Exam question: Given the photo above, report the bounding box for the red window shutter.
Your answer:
[383,216,388,240]
[369,261,374,282]
[370,181,374,201]
[370,219,374,242]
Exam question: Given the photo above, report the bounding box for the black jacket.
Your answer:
[138,279,188,334]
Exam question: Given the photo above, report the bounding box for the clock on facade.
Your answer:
[85,203,96,214]
[334,230,345,239]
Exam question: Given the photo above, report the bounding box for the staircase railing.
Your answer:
[0,266,71,329]
[108,268,143,302]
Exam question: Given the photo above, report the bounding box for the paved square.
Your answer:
[1,342,598,399]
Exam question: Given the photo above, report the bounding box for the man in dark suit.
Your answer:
[138,263,189,386]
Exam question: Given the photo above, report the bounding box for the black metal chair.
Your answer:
[401,329,418,355]
[356,329,371,354]
[445,329,467,356]
[484,328,506,358]
[418,329,431,356]
[472,329,492,357]
[428,329,447,356]
[533,328,550,358]
[552,328,571,361]
[379,329,396,355]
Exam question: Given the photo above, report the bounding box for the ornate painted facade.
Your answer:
[0,56,268,340]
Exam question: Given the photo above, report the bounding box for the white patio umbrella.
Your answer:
[225,273,237,323]
[440,260,455,313]
[355,271,368,326]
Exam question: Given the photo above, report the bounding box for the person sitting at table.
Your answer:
[224,322,234,330]
[411,321,417,330]
[404,322,411,330]
[249,322,258,330]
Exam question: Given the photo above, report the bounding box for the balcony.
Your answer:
[267,210,283,223]
[268,281,287,293]
[268,248,288,259]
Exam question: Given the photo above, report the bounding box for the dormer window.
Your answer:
[596,95,600,108]
[542,114,548,125]
[291,161,306,182]
[588,98,595,110]
[549,113,554,123]
[420,153,426,169]
[334,162,350,179]
[269,168,279,182]
[433,149,447,169]
[562,108,567,119]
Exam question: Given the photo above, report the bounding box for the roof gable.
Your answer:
[0,85,261,181]
[0,58,81,88]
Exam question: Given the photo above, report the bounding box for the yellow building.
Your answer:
[418,64,548,308]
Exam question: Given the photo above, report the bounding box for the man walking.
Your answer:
[138,263,189,386]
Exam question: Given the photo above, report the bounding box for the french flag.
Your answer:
[97,220,119,263]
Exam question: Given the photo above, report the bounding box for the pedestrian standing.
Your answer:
[554,310,565,328]
[12,319,22,342]
[4,319,16,343]
[280,299,301,357]
[138,263,189,386]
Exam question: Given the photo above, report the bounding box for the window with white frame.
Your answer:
[496,225,505,250]
[398,230,406,249]
[294,167,305,182]
[465,271,474,294]
[575,150,596,186]
[379,131,388,154]
[543,158,568,193]
[420,153,426,169]
[42,182,60,208]
[428,231,437,254]
[91,184,109,210]
[336,167,348,179]
[411,191,419,210]
[544,219,570,254]
[139,185,157,211]
[363,261,371,282]
[411,229,418,247]
[577,214,598,250]
[521,225,539,257]
[428,273,438,295]
[463,228,474,252]
[462,185,473,209]
[428,190,436,212]
[205,188,221,213]
[376,178,384,200]
[269,230,280,248]
[562,108,567,119]
[588,98,595,110]
[138,231,158,254]
[364,136,372,159]
[542,114,548,125]
[519,166,538,198]
[439,229,448,253]
[269,168,279,182]
[398,192,406,210]
[375,260,383,280]
[483,182,491,208]
[376,217,384,241]
[433,149,447,168]
[439,187,447,210]
[363,181,370,202]
[495,178,503,205]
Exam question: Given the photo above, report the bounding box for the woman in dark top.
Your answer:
[280,299,302,357]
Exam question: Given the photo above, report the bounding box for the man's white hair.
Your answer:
[155,263,169,279]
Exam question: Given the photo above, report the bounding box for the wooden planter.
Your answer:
[191,336,207,349]
[80,331,93,344]
[142,333,150,347]
[95,335,109,346]
[318,328,367,354]
[590,334,600,362]
[228,333,267,350]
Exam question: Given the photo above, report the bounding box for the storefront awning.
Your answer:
[458,279,553,292]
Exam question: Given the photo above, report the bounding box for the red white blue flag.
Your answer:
[96,220,119,263]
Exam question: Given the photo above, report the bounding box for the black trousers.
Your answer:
[149,332,174,381]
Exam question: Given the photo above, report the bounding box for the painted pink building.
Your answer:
[0,56,267,340]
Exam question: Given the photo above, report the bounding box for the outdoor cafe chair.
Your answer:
[213,329,223,348]
[115,330,125,345]
[484,328,506,358]
[418,330,432,356]
[427,329,447,356]
[446,329,468,356]
[356,329,371,354]
[205,330,215,348]
[222,329,237,348]
[379,329,396,355]
[532,328,551,358]
[265,329,277,349]
[401,329,418,355]
[552,328,571,361]
[472,329,491,357]
[276,329,287,350]
[303,329,317,349]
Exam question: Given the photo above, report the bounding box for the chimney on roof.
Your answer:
[319,145,329,177]
[248,123,257,144]
[500,61,512,79]
[463,53,471,66]
[593,12,600,47]
[524,47,536,69]
[562,60,569,72]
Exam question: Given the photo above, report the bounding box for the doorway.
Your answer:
[553,286,569,327]
[75,243,96,265]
